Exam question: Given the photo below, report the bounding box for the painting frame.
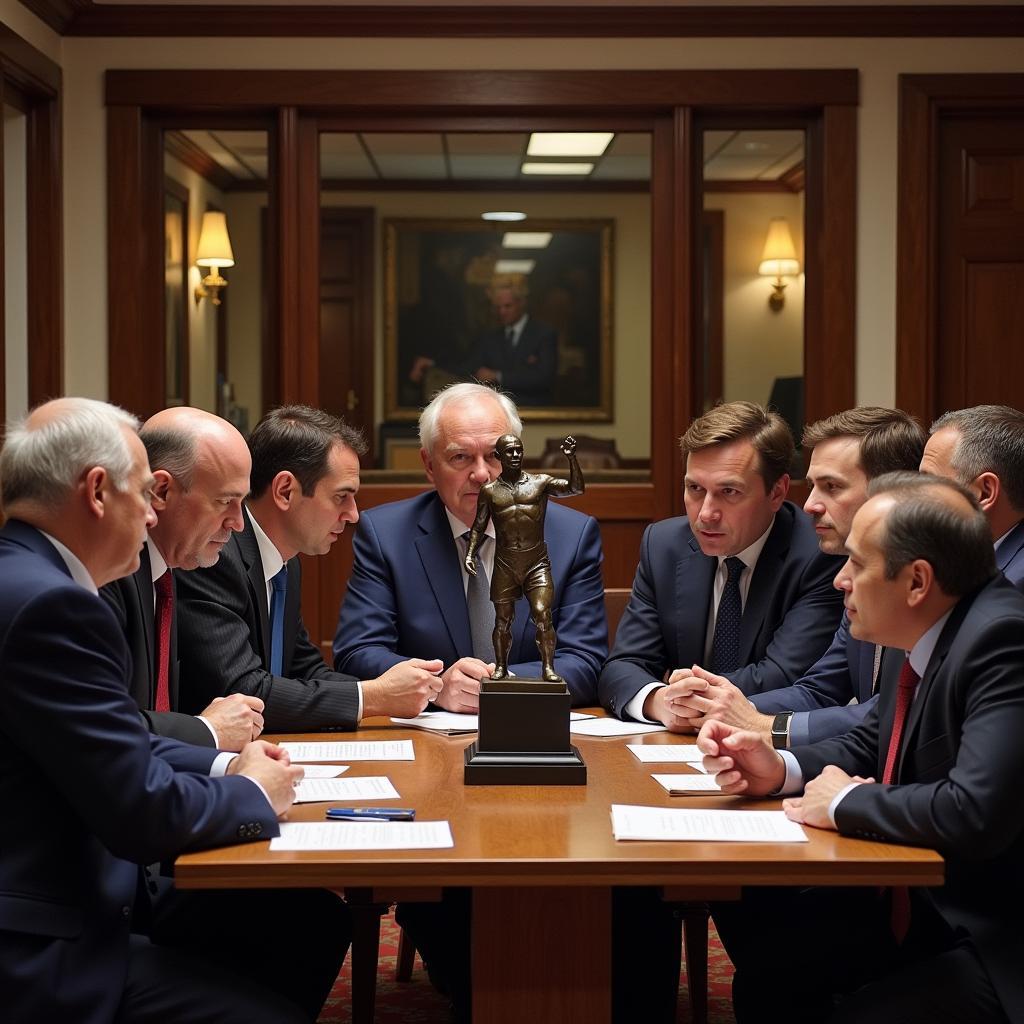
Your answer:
[383,217,613,422]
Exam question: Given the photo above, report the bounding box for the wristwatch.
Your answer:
[771,711,794,750]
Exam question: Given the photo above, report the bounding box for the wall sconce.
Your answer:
[758,217,800,312]
[194,211,235,306]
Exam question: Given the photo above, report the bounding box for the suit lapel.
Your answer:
[997,519,1024,575]
[415,496,472,655]
[676,532,715,665]
[238,512,272,665]
[283,556,302,672]
[738,508,791,661]
[132,547,157,699]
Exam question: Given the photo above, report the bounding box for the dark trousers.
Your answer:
[712,886,1008,1024]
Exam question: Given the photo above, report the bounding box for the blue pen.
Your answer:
[326,807,415,821]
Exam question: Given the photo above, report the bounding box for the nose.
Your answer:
[804,489,825,516]
[469,456,493,483]
[833,560,853,592]
[342,497,359,525]
[224,499,245,533]
[697,494,719,522]
[145,503,158,529]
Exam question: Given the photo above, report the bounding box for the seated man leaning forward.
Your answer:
[699,472,1024,1024]
[176,404,443,731]
[334,382,607,708]
[599,400,844,727]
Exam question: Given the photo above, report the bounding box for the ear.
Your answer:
[420,447,435,484]
[270,470,298,511]
[150,470,173,511]
[973,471,1000,513]
[768,473,790,511]
[82,466,108,520]
[906,558,935,608]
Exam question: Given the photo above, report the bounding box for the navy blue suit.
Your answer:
[752,521,1024,745]
[333,490,607,705]
[0,521,279,1023]
[473,317,557,406]
[599,501,845,717]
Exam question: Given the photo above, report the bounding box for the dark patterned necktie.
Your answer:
[463,532,495,662]
[269,564,288,676]
[154,570,173,712]
[710,556,745,674]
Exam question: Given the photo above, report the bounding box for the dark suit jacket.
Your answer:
[0,520,277,1023]
[175,509,361,732]
[794,574,1024,1021]
[599,501,845,718]
[751,530,1024,744]
[332,490,607,705]
[474,316,557,406]
[100,545,214,746]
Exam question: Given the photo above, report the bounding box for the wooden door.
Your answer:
[936,115,1024,410]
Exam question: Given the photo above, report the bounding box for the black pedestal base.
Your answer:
[463,742,587,785]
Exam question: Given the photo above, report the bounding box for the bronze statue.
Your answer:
[464,434,583,683]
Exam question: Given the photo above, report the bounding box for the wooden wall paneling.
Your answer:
[0,74,6,426]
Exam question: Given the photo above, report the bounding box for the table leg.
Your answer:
[472,886,610,1024]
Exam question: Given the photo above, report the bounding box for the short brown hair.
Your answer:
[679,401,793,490]
[248,405,367,500]
[802,407,926,480]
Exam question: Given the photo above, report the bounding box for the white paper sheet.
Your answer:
[569,718,666,737]
[627,742,703,763]
[279,740,414,762]
[651,773,723,794]
[293,776,399,803]
[611,804,808,843]
[391,711,479,733]
[296,764,350,778]
[270,821,454,851]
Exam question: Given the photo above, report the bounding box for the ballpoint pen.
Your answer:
[325,807,416,821]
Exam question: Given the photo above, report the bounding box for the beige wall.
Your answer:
[50,32,1024,411]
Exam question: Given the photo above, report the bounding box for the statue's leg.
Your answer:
[490,601,515,679]
[529,585,563,683]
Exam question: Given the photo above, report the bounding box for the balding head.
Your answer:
[140,408,250,570]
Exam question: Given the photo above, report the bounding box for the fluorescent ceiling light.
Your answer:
[495,259,536,275]
[527,132,614,157]
[481,210,527,222]
[521,162,594,176]
[501,232,552,249]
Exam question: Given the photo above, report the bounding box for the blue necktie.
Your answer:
[710,556,745,674]
[269,564,288,676]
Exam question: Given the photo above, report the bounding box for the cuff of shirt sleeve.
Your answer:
[828,781,862,828]
[196,715,219,746]
[775,750,805,796]
[356,680,363,723]
[210,751,236,777]
[788,711,810,747]
[624,681,663,723]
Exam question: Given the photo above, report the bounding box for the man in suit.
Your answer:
[469,275,557,406]
[666,406,927,746]
[599,400,844,727]
[700,472,1023,1024]
[333,381,606,708]
[176,404,443,730]
[101,406,263,749]
[0,397,346,1023]
[921,404,1024,587]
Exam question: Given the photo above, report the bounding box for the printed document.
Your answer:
[651,773,723,794]
[611,804,808,842]
[627,743,703,763]
[279,740,414,762]
[270,821,454,851]
[293,776,400,804]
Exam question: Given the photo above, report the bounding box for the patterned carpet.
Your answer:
[319,908,736,1023]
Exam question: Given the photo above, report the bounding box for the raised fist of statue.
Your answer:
[561,436,577,458]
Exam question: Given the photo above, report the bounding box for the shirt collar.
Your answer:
[718,515,775,573]
[146,536,168,583]
[38,530,98,594]
[443,505,496,543]
[246,507,286,583]
[994,522,1020,552]
[908,608,954,678]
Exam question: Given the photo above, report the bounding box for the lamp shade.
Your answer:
[195,211,235,268]
[758,217,800,278]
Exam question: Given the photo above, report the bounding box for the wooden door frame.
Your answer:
[896,73,1024,424]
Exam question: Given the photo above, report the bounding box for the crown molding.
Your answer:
[19,3,1024,39]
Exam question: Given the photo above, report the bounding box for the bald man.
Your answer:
[101,407,263,749]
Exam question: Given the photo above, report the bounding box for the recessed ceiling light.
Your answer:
[501,232,552,249]
[521,162,594,176]
[495,259,536,275]
[481,211,527,222]
[527,132,614,158]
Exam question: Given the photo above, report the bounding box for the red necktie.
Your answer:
[882,658,920,942]
[154,570,173,713]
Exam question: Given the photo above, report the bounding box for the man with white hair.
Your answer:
[101,406,264,749]
[0,397,347,1023]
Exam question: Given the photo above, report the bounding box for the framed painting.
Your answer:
[383,217,613,421]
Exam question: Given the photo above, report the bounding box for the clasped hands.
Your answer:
[643,664,769,734]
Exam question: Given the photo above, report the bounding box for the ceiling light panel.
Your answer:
[527,132,614,158]
[521,162,594,176]
[501,232,552,249]
[495,259,536,275]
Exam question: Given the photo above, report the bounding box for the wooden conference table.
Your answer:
[176,716,944,1024]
